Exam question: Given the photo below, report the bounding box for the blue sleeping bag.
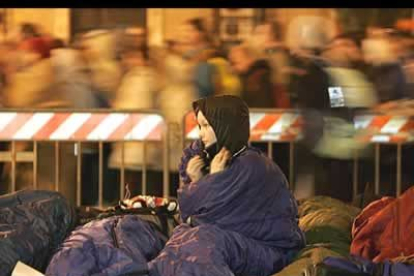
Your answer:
[150,141,305,276]
[0,190,75,276]
[46,214,168,276]
[323,255,414,276]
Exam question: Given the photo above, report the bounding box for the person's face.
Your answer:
[229,47,251,73]
[180,23,203,45]
[324,38,362,66]
[197,110,217,148]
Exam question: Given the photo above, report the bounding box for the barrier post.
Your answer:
[98,141,104,208]
[375,143,380,195]
[267,142,273,159]
[289,142,295,190]
[11,141,16,193]
[163,123,170,198]
[33,141,38,190]
[55,141,60,192]
[120,142,125,200]
[76,142,82,207]
[396,143,402,196]
[353,150,358,200]
[142,141,147,196]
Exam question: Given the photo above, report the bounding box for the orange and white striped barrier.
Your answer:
[354,115,414,143]
[0,112,164,142]
[0,110,169,207]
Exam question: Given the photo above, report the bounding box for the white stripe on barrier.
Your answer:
[380,117,408,134]
[372,135,391,143]
[354,115,374,130]
[50,113,91,140]
[265,113,298,136]
[187,127,200,140]
[0,112,17,132]
[13,113,54,140]
[87,113,129,140]
[125,114,163,140]
[249,113,266,129]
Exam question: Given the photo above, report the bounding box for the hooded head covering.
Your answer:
[193,95,250,157]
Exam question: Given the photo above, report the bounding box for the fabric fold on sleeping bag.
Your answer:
[46,214,167,276]
[0,189,75,276]
[150,142,305,276]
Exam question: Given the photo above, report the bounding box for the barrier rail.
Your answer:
[1,108,412,204]
[354,114,414,196]
[0,109,170,207]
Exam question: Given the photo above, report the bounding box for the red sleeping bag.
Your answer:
[350,186,414,262]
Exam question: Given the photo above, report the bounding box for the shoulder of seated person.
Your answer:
[232,148,265,164]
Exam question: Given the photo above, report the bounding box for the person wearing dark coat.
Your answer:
[229,45,275,108]
[149,95,305,276]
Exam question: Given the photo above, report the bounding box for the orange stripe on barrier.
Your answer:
[250,114,281,141]
[72,114,108,140]
[368,115,392,130]
[185,113,197,134]
[33,113,71,140]
[108,114,145,141]
[398,119,414,132]
[146,121,163,141]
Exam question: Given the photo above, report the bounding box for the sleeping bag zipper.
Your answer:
[110,217,150,276]
[111,218,120,248]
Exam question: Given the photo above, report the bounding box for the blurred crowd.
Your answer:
[1,16,414,203]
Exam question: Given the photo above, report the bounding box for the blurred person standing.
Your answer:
[50,39,100,109]
[206,51,241,97]
[2,35,64,108]
[108,39,163,198]
[363,29,407,104]
[1,35,78,203]
[317,34,378,201]
[229,44,274,108]
[249,21,291,108]
[180,18,218,98]
[80,30,122,107]
[362,28,414,196]
[156,39,197,194]
[284,16,339,200]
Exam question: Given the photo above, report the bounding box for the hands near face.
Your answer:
[186,155,205,183]
[186,147,231,182]
[210,148,231,174]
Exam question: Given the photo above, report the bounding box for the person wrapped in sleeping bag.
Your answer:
[149,95,305,276]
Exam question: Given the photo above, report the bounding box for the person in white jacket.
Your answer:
[157,40,197,178]
[108,41,163,196]
[81,30,123,106]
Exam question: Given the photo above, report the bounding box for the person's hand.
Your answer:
[186,155,205,182]
[210,148,231,174]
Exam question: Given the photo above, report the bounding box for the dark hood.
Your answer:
[193,95,250,156]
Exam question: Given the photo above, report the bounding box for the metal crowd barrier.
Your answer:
[354,113,414,197]
[0,109,170,207]
[183,108,414,198]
